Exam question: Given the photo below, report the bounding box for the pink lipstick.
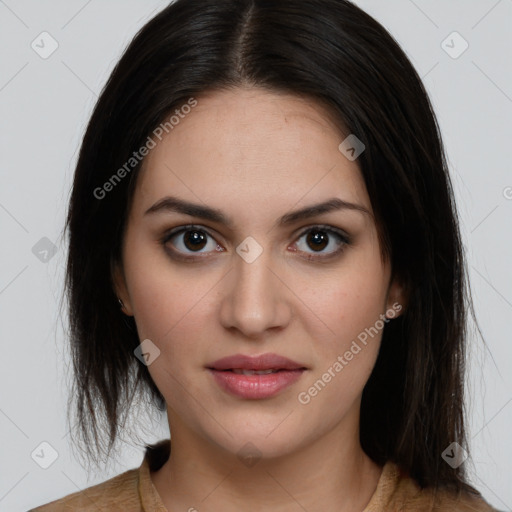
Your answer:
[206,353,307,399]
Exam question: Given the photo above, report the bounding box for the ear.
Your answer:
[111,259,134,316]
[385,274,407,319]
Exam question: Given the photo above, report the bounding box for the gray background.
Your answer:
[0,1,511,510]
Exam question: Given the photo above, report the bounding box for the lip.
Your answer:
[206,353,307,400]
[207,353,306,371]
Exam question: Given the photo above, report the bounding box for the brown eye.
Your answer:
[294,226,350,259]
[306,230,329,251]
[163,226,222,256]
[183,229,208,251]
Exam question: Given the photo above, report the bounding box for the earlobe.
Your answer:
[385,277,407,319]
[111,260,134,316]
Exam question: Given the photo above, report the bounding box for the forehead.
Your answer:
[132,87,372,223]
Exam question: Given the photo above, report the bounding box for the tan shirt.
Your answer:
[30,439,499,511]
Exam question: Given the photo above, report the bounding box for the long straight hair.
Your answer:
[64,0,480,496]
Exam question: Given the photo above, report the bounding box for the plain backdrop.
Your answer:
[0,1,511,511]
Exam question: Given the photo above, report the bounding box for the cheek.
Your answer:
[299,258,388,348]
[123,234,196,335]
[292,260,388,412]
[122,240,220,371]
[296,274,386,418]
[125,255,214,406]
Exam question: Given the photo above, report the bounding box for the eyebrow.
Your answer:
[144,195,372,227]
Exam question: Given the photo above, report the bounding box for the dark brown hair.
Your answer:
[63,0,482,497]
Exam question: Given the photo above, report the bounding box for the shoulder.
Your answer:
[375,461,500,512]
[399,485,499,511]
[28,439,171,512]
[28,467,140,512]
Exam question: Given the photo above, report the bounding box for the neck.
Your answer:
[151,413,383,511]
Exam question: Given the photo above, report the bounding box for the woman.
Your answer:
[31,0,498,510]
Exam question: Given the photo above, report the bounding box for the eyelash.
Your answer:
[160,224,351,262]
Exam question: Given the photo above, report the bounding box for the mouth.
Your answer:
[206,353,307,399]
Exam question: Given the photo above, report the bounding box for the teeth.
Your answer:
[231,369,280,375]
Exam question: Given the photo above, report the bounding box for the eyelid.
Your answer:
[161,224,222,254]
[295,223,350,242]
[162,223,350,242]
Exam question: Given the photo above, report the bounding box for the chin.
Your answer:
[195,415,313,462]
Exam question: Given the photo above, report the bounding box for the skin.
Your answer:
[114,86,405,512]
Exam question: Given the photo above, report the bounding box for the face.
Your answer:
[114,87,404,459]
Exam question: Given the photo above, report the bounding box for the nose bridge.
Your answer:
[219,240,289,337]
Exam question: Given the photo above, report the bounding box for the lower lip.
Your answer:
[207,369,305,399]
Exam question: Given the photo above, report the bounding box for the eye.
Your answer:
[161,224,350,262]
[162,225,223,258]
[292,225,350,260]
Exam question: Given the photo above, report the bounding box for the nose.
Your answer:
[219,244,291,339]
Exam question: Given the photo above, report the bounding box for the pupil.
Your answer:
[307,231,328,251]
[184,230,207,251]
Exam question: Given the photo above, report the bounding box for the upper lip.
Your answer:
[207,353,307,371]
